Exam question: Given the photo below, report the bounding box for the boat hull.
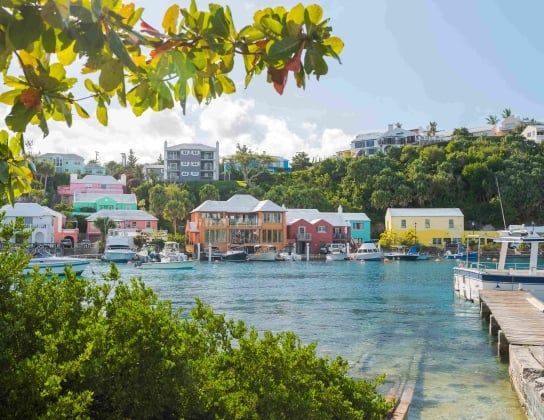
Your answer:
[222,251,248,262]
[453,265,544,302]
[24,257,89,276]
[326,252,347,261]
[138,260,196,270]
[102,250,136,263]
[247,251,278,261]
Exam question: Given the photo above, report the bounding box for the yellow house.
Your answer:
[384,208,464,247]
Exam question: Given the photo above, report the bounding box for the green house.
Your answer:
[73,192,137,216]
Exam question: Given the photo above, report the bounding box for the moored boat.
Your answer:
[25,249,89,276]
[453,225,544,301]
[326,249,347,261]
[102,230,136,263]
[221,246,248,262]
[137,241,195,270]
[247,244,279,261]
[350,242,383,261]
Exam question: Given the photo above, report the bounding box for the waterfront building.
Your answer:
[385,208,464,247]
[143,164,164,181]
[0,202,79,245]
[185,194,286,254]
[86,209,159,242]
[164,141,220,182]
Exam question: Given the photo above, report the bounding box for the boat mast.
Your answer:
[495,176,507,230]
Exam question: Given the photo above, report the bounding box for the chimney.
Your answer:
[338,204,343,214]
[387,124,393,131]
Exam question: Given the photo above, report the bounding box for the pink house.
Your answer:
[287,218,335,254]
[0,203,79,245]
[86,209,159,241]
[57,174,127,199]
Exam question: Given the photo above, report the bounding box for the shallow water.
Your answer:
[87,259,525,419]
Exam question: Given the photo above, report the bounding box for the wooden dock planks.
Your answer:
[479,290,544,346]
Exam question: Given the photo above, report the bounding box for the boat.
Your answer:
[247,244,279,261]
[383,246,419,261]
[453,225,544,301]
[407,244,431,261]
[444,243,478,260]
[137,241,196,270]
[349,242,383,261]
[24,248,89,276]
[222,246,248,262]
[102,230,136,263]
[199,246,223,261]
[278,245,302,261]
[326,249,347,261]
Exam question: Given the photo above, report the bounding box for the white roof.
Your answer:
[193,194,283,213]
[342,212,370,222]
[74,192,137,204]
[1,202,63,219]
[86,209,157,221]
[387,208,463,217]
[73,175,124,185]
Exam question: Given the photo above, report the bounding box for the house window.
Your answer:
[432,238,442,245]
[401,219,406,229]
[192,150,200,155]
[190,172,199,176]
[191,162,200,166]
[298,226,306,234]
[181,162,189,166]
[449,219,454,228]
[181,150,189,155]
[353,222,363,230]
[425,219,430,228]
[181,171,189,176]
[317,225,327,233]
[146,221,151,228]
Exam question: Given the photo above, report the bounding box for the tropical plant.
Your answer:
[225,143,277,186]
[502,108,512,118]
[486,115,498,125]
[427,121,438,137]
[0,2,343,202]
[93,216,117,251]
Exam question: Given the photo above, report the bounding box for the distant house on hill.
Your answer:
[164,141,220,182]
[35,153,85,174]
[521,124,544,144]
[73,192,138,216]
[57,173,127,203]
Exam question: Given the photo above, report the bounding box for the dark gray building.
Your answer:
[163,141,220,182]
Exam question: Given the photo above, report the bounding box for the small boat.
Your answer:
[383,246,419,261]
[278,245,302,261]
[350,242,383,261]
[247,244,279,262]
[444,243,477,260]
[407,245,431,261]
[221,246,248,262]
[200,246,223,261]
[326,249,347,261]
[25,248,89,276]
[137,241,195,270]
[453,225,544,301]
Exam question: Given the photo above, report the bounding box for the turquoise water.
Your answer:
[86,259,525,419]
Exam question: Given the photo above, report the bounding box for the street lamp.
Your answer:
[414,222,417,244]
[471,221,475,235]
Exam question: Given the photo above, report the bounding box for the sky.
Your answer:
[16,0,544,164]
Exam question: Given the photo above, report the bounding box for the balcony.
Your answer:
[296,233,312,241]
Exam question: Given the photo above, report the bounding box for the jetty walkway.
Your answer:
[479,290,544,419]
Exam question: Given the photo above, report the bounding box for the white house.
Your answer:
[521,124,544,144]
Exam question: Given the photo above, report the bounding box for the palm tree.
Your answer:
[486,115,498,125]
[395,122,402,128]
[427,121,438,137]
[93,217,117,252]
[501,108,512,118]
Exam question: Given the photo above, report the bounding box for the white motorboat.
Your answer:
[326,249,347,261]
[453,225,544,302]
[247,244,279,261]
[25,249,89,276]
[137,241,195,270]
[102,230,136,263]
[349,242,383,261]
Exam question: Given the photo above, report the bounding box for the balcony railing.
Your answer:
[296,233,312,241]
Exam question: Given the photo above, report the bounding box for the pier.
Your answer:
[479,290,544,419]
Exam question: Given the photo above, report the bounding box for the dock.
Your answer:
[479,290,544,419]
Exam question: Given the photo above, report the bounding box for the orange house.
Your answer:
[185,194,287,254]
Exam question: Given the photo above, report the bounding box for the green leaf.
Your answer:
[261,17,284,36]
[99,59,124,92]
[107,29,137,72]
[96,100,108,125]
[266,36,300,61]
[304,49,328,77]
[6,100,36,133]
[7,6,42,49]
[42,27,57,53]
[73,102,90,119]
[209,5,231,39]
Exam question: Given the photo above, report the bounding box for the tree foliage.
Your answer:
[0,1,343,202]
[0,216,392,418]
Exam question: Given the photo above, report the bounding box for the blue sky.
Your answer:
[22,1,544,164]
